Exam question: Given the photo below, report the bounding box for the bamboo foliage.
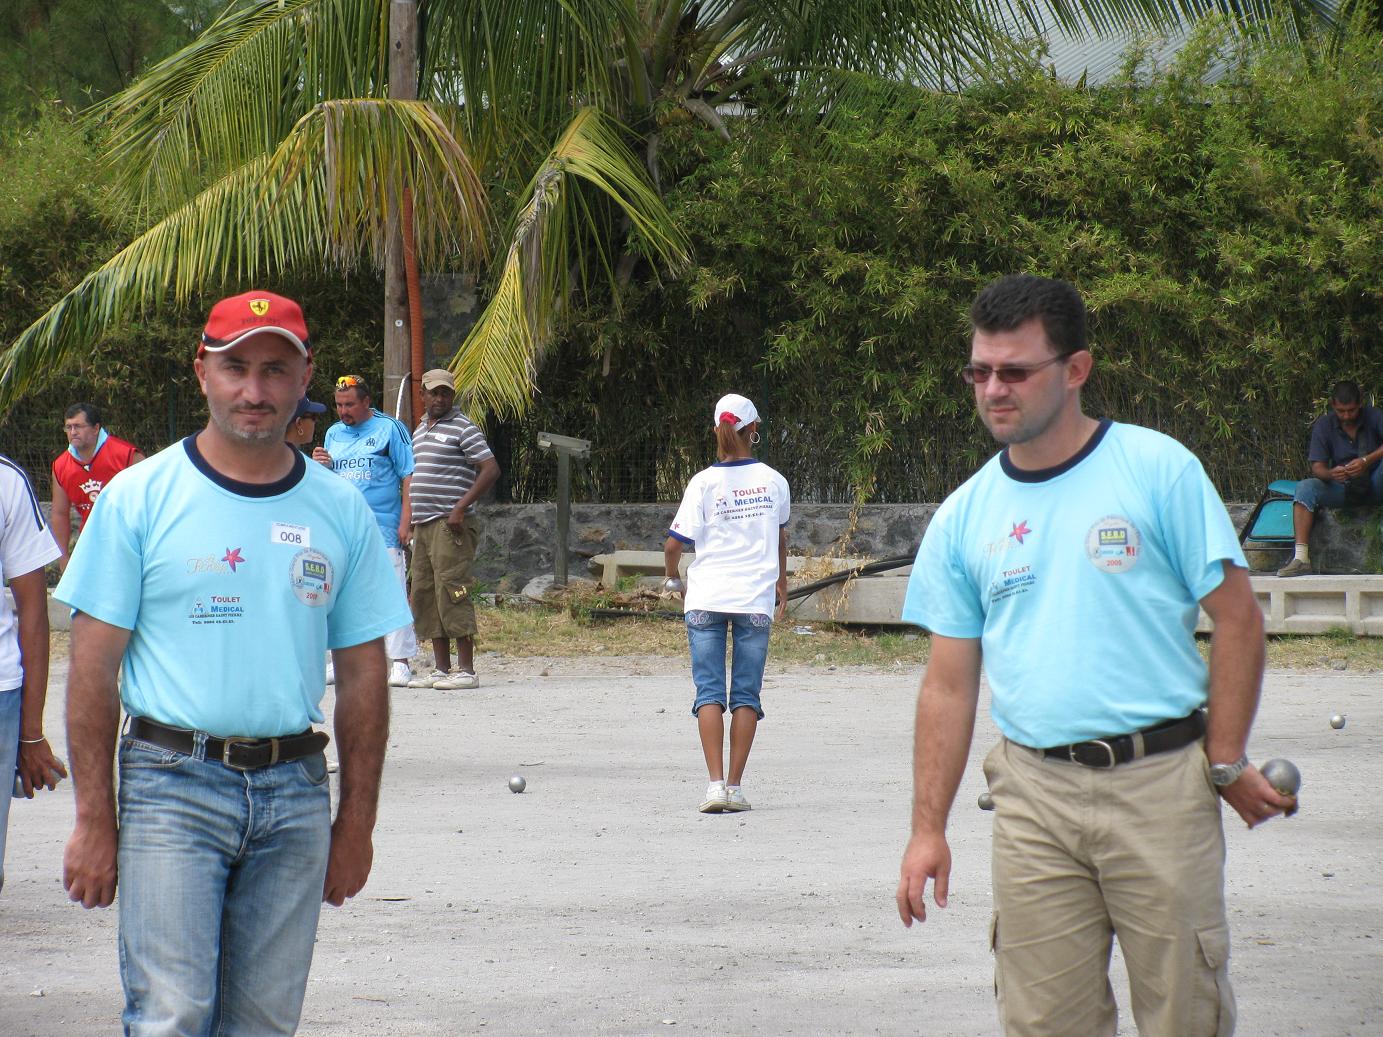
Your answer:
[1,0,1350,419]
[0,99,489,404]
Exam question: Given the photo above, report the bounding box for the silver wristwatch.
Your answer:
[1209,753,1249,787]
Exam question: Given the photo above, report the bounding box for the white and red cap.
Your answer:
[713,393,759,430]
[200,290,311,358]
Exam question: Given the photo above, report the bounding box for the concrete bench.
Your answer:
[786,569,1383,635]
[588,550,873,590]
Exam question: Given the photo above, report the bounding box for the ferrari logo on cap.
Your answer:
[249,298,270,316]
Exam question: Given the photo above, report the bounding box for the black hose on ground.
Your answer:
[583,552,919,621]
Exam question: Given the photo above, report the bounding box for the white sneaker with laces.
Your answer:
[407,669,447,689]
[699,781,729,814]
[725,786,752,812]
[388,661,412,687]
[435,670,479,690]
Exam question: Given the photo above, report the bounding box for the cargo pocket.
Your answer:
[447,583,469,604]
[1192,924,1235,1036]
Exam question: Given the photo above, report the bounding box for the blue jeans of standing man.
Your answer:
[0,687,19,894]
[117,731,331,1037]
[686,611,772,719]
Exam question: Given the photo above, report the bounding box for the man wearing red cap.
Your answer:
[57,291,412,1035]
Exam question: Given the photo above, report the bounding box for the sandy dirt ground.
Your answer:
[2,651,1380,1036]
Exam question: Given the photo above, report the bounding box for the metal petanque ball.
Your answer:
[978,792,995,811]
[508,774,527,794]
[1330,714,1347,730]
[1260,758,1301,797]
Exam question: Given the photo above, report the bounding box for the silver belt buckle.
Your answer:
[1069,738,1117,769]
[222,736,277,770]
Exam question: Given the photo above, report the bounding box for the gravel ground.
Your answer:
[2,653,1380,1036]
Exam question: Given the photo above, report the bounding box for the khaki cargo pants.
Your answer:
[983,738,1236,1037]
[409,514,480,640]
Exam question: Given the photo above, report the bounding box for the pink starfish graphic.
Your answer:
[1008,521,1031,545]
[222,547,245,573]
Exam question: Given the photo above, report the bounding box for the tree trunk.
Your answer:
[385,0,418,422]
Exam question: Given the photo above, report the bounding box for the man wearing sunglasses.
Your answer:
[896,274,1292,1036]
[314,375,418,688]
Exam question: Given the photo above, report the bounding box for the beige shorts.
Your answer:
[983,737,1236,1037]
[409,515,480,640]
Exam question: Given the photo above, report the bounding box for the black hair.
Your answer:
[1330,381,1362,406]
[65,403,101,426]
[970,274,1088,357]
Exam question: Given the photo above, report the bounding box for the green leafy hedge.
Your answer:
[514,25,1383,503]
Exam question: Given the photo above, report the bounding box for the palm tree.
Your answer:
[0,0,1339,419]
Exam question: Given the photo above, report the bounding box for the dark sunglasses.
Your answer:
[961,354,1067,385]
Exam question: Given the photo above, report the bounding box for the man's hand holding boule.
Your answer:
[1218,765,1298,828]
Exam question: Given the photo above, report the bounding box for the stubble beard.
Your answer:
[209,404,286,444]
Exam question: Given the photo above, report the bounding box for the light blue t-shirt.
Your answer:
[902,421,1246,749]
[323,410,415,548]
[55,437,413,738]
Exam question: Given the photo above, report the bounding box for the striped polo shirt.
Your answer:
[409,407,494,522]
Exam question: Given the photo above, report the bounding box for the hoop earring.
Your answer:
[749,431,761,445]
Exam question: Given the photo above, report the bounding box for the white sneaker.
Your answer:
[407,669,448,689]
[324,662,336,685]
[699,782,729,814]
[725,786,752,812]
[435,670,479,690]
[388,661,412,687]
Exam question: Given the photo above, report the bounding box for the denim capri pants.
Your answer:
[685,609,772,719]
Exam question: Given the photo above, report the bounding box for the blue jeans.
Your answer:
[117,732,332,1036]
[686,611,772,719]
[0,687,19,894]
[1295,462,1383,511]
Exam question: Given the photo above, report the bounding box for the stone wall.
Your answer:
[476,501,1262,589]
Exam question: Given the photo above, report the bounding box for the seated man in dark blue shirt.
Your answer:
[1280,380,1383,576]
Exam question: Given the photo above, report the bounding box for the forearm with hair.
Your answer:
[331,640,389,832]
[65,614,127,826]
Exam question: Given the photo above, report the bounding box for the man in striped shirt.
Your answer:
[406,370,500,690]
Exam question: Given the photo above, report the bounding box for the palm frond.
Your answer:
[89,0,388,214]
[0,98,489,409]
[448,106,692,418]
[422,0,641,149]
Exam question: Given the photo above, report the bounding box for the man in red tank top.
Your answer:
[50,403,144,570]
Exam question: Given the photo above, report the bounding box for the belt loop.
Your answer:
[1130,731,1146,761]
[192,729,209,762]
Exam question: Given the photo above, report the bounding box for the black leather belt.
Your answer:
[127,717,330,771]
[1040,710,1205,769]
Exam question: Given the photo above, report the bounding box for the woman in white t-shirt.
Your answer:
[664,393,790,814]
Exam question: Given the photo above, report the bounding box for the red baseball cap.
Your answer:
[200,291,311,358]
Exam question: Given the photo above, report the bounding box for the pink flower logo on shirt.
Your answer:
[1008,521,1031,545]
[222,547,245,573]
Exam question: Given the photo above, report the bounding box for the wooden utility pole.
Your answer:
[384,0,418,422]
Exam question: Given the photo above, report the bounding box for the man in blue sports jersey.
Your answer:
[58,290,412,1036]
[894,275,1295,1037]
[313,374,418,687]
